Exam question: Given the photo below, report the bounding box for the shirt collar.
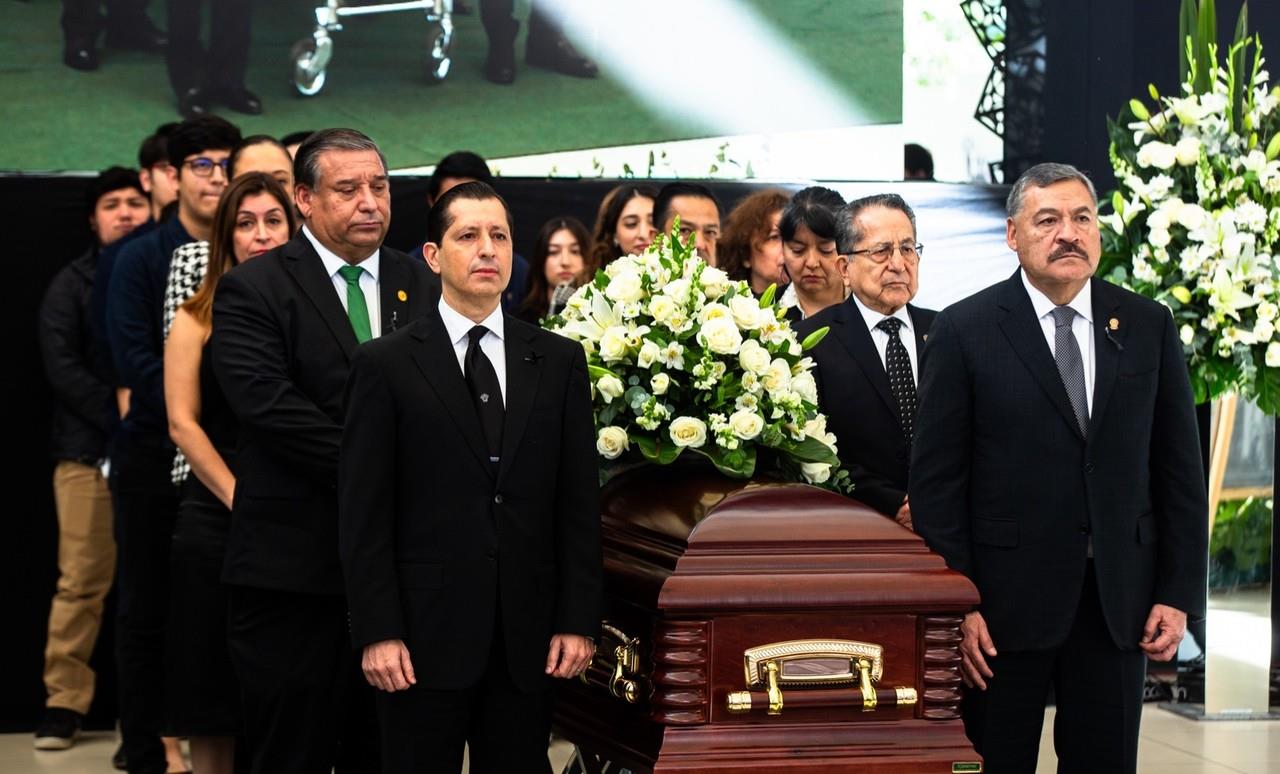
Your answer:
[849,292,913,333]
[303,225,380,281]
[438,295,505,347]
[1020,268,1093,323]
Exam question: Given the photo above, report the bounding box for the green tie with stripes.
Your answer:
[337,264,372,344]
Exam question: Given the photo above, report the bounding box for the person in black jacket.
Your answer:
[35,168,149,751]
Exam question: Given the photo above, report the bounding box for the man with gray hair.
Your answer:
[911,162,1207,772]
[211,128,440,773]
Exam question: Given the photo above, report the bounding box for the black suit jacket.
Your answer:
[911,271,1208,652]
[211,231,440,595]
[796,298,935,517]
[338,311,602,692]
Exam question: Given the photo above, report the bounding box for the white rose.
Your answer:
[648,294,676,323]
[762,358,792,394]
[1176,203,1208,231]
[698,302,732,324]
[599,326,629,362]
[1180,324,1195,346]
[1175,137,1202,166]
[1255,320,1276,343]
[1148,228,1171,248]
[699,317,743,355]
[1136,141,1178,170]
[791,371,818,404]
[729,295,762,330]
[651,372,671,395]
[700,267,731,299]
[669,416,708,448]
[1267,342,1280,368]
[596,374,625,403]
[605,270,644,304]
[596,426,630,459]
[637,341,660,368]
[800,462,831,484]
[738,339,772,375]
[665,278,692,304]
[1146,207,1173,231]
[1243,150,1268,174]
[728,409,764,440]
[1257,302,1278,322]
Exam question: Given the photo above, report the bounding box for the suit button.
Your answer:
[1080,523,1090,534]
[494,494,504,504]
[1083,463,1095,474]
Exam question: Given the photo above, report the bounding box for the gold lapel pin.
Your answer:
[1109,317,1119,331]
[397,290,408,302]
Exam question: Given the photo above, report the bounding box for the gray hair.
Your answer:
[1005,162,1097,218]
[293,128,388,190]
[837,193,917,254]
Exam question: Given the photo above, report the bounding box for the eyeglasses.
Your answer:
[184,157,230,177]
[849,242,923,264]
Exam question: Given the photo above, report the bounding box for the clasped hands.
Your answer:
[362,633,595,692]
[958,603,1187,689]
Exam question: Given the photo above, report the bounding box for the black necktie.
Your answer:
[464,325,504,461]
[876,317,917,443]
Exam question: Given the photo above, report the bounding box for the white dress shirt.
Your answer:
[1021,269,1095,414]
[304,225,382,339]
[438,297,507,405]
[850,294,920,385]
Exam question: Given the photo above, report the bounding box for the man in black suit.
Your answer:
[796,193,932,526]
[339,181,601,772]
[911,163,1208,773]
[211,128,439,774]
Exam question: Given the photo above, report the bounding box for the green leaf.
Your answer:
[1196,0,1217,94]
[1129,99,1150,121]
[1266,132,1280,161]
[800,326,830,351]
[694,444,756,479]
[1254,363,1280,416]
[1180,0,1198,85]
[587,365,618,382]
[634,434,682,465]
[786,436,840,464]
[1232,1,1248,48]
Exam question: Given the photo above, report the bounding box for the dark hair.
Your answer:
[653,182,720,235]
[88,166,147,209]
[838,193,918,254]
[185,173,296,326]
[426,180,513,244]
[280,130,315,148]
[294,128,388,190]
[904,143,935,180]
[428,151,493,203]
[230,135,291,178]
[589,184,658,271]
[779,186,845,244]
[718,188,790,282]
[1006,162,1097,218]
[138,122,179,169]
[522,217,591,321]
[166,115,242,171]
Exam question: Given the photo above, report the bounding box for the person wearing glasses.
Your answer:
[105,115,241,774]
[794,193,932,529]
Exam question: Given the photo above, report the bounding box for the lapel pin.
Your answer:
[397,290,408,302]
[922,334,929,342]
[480,393,490,403]
[1109,317,1119,331]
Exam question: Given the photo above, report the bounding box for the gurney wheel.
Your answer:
[291,38,328,96]
[426,27,452,81]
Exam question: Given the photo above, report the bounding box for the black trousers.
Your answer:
[165,0,252,95]
[962,563,1148,774]
[479,0,560,55]
[376,617,553,774]
[226,585,380,774]
[111,443,180,774]
[61,0,151,43]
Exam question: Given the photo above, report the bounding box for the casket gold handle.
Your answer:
[725,639,917,716]
[578,622,645,704]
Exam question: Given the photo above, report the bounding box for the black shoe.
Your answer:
[111,742,127,770]
[527,37,597,78]
[105,19,168,52]
[485,44,516,84]
[216,86,262,115]
[33,708,81,751]
[178,87,210,119]
[63,41,98,71]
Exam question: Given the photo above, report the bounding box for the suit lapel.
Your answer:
[1088,278,1124,438]
[283,233,359,359]
[379,250,412,335]
[497,322,542,487]
[995,272,1086,439]
[408,313,493,473]
[910,305,934,356]
[832,299,900,422]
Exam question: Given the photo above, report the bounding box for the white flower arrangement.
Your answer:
[1100,28,1280,412]
[545,223,848,488]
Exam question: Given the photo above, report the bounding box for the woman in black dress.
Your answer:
[163,173,295,773]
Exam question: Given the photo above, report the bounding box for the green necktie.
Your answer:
[337,264,372,344]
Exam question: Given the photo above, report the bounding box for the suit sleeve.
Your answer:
[1150,308,1209,619]
[553,344,603,638]
[210,267,342,481]
[339,346,406,649]
[106,243,163,409]
[39,269,112,435]
[909,311,976,580]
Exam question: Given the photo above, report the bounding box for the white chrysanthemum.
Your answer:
[1235,199,1269,233]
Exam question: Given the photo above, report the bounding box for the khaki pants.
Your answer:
[43,460,116,714]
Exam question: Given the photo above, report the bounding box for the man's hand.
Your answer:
[894,496,912,531]
[1140,604,1187,662]
[959,611,997,690]
[545,633,595,679]
[362,639,416,692]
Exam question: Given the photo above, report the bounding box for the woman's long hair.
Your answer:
[522,216,592,322]
[589,184,657,272]
[718,188,790,283]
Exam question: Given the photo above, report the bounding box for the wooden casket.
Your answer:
[554,464,983,773]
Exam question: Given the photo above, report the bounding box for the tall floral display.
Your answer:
[544,227,848,490]
[1098,2,1280,412]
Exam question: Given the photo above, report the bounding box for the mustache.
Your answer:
[1049,243,1088,261]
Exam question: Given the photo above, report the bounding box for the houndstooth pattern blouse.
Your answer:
[163,240,210,487]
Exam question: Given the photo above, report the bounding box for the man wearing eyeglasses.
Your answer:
[105,115,241,774]
[794,193,932,529]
